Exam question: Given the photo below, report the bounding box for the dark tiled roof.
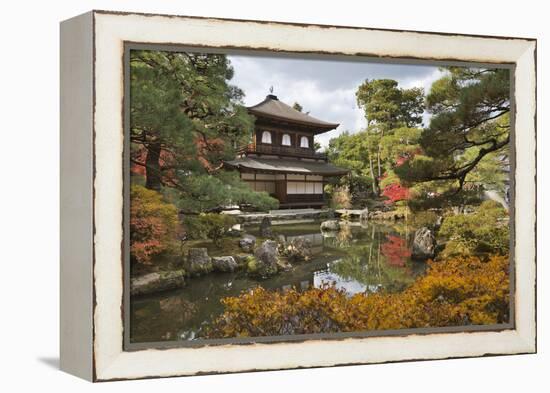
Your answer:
[248,95,339,131]
[224,156,349,176]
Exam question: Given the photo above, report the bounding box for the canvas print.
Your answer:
[128,49,511,344]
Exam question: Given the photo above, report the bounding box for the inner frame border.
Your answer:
[122,42,517,352]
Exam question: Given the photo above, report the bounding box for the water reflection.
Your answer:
[130,220,426,343]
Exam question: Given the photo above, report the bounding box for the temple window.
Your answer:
[261,130,272,144]
[300,136,309,148]
[282,133,291,146]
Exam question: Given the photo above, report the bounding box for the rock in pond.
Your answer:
[249,240,279,278]
[283,236,313,262]
[320,220,340,231]
[186,248,213,276]
[212,256,239,273]
[259,216,273,238]
[412,227,436,260]
[239,234,256,252]
[130,270,186,296]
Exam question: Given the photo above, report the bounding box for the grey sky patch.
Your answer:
[227,54,444,148]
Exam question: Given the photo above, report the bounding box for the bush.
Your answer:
[183,213,237,247]
[438,200,509,258]
[408,210,439,229]
[331,185,352,209]
[203,254,509,338]
[130,185,179,265]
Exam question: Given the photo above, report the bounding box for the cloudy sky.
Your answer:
[227,54,444,148]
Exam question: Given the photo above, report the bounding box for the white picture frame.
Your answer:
[60,10,536,381]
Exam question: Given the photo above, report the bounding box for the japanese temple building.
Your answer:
[225,94,349,208]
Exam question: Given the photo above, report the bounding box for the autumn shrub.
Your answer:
[380,170,411,206]
[203,254,509,338]
[130,185,179,265]
[331,185,352,209]
[183,213,237,247]
[438,200,509,258]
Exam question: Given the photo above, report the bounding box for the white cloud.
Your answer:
[229,55,443,148]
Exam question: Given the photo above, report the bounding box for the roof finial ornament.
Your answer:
[267,86,278,100]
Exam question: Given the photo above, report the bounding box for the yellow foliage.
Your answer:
[204,254,510,338]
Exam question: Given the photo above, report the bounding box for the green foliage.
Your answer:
[130,50,278,212]
[131,50,253,158]
[438,201,509,258]
[246,256,259,274]
[327,131,373,201]
[463,147,510,195]
[130,185,179,264]
[408,210,439,229]
[379,127,422,163]
[169,170,278,213]
[183,213,237,247]
[398,67,510,199]
[204,254,509,338]
[326,79,426,197]
[356,79,424,128]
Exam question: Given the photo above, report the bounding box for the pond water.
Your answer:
[130,220,427,343]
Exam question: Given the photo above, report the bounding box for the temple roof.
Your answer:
[225,156,349,176]
[247,95,339,132]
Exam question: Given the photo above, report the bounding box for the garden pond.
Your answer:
[130,220,427,343]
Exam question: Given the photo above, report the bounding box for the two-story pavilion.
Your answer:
[225,94,349,208]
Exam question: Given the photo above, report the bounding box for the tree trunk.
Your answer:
[145,141,162,191]
[377,150,382,178]
[369,156,379,196]
[376,128,385,179]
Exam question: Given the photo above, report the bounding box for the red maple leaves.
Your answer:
[381,182,410,204]
[381,235,411,267]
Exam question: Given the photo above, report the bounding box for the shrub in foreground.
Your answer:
[204,254,509,338]
[438,200,509,258]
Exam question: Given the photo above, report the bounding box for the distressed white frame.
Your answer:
[61,10,536,381]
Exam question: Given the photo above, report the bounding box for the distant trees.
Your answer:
[130,50,278,212]
[355,79,425,196]
[328,69,510,210]
[327,79,424,202]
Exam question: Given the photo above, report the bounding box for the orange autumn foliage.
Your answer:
[130,185,179,265]
[204,254,509,338]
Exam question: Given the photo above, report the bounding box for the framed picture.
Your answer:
[60,10,537,381]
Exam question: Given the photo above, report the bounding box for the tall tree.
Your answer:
[327,131,373,199]
[395,67,510,200]
[355,79,425,195]
[130,50,278,211]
